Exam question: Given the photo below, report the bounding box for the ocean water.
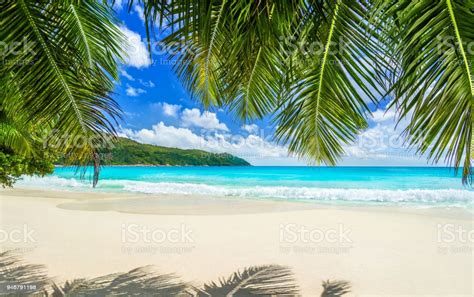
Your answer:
[17,166,474,207]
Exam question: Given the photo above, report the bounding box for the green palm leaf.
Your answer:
[60,0,125,77]
[274,0,387,165]
[168,0,230,107]
[140,0,387,164]
[0,0,125,186]
[382,0,474,184]
[0,80,35,156]
[159,1,310,120]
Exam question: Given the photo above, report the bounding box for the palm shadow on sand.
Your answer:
[0,251,350,296]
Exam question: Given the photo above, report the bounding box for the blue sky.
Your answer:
[111,3,435,166]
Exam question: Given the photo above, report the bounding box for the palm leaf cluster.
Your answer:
[0,251,350,296]
[134,0,472,183]
[1,0,472,184]
[133,0,389,165]
[0,0,125,186]
[381,0,474,184]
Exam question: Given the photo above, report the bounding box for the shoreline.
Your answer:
[1,187,473,296]
[54,164,253,167]
[5,187,473,218]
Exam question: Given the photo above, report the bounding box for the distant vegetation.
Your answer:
[90,137,250,166]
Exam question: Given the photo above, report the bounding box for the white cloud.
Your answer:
[150,102,182,117]
[119,122,289,165]
[341,109,415,163]
[371,108,396,123]
[120,26,152,68]
[120,122,203,149]
[139,79,155,88]
[242,124,260,134]
[162,103,181,117]
[181,108,229,131]
[120,69,134,81]
[134,5,145,23]
[126,84,146,97]
[112,0,124,10]
[124,111,139,119]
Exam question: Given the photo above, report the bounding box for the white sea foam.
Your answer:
[18,175,87,188]
[17,176,474,205]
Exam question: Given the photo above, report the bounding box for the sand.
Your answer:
[1,188,473,296]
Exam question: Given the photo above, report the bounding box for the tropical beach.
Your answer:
[2,167,474,295]
[2,187,473,296]
[1,0,473,296]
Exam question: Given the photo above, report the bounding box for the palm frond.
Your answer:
[158,1,316,120]
[382,0,474,184]
[60,0,125,77]
[138,0,389,164]
[274,0,388,165]
[0,0,125,186]
[164,0,230,107]
[197,265,299,296]
[0,74,53,158]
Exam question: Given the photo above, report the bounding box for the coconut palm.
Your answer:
[130,0,472,184]
[1,0,471,185]
[0,0,125,186]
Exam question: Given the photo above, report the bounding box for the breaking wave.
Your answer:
[17,176,474,205]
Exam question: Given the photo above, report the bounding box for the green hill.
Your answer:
[96,137,250,166]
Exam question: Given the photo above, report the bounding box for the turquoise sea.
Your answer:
[18,166,474,206]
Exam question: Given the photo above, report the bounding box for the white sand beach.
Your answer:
[1,188,473,296]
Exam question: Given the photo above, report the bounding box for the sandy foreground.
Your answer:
[0,188,473,296]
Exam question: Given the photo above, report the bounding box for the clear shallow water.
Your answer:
[18,166,474,206]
